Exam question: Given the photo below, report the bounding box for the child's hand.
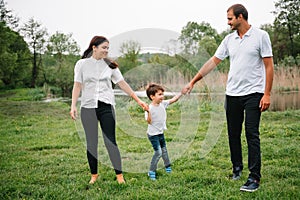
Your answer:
[144,106,149,112]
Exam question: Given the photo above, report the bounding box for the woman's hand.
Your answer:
[70,106,78,120]
[138,100,149,111]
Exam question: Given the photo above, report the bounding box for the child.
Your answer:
[144,83,182,180]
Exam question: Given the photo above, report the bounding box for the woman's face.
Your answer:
[93,41,109,59]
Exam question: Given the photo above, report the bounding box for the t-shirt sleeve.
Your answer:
[260,32,273,58]
[74,60,83,83]
[214,37,229,60]
[111,68,124,84]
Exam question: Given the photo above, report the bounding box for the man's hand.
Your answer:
[259,94,271,112]
[181,83,194,95]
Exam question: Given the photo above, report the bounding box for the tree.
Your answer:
[47,31,80,65]
[0,0,19,30]
[45,32,80,97]
[273,0,300,64]
[20,18,48,87]
[117,40,141,73]
[0,1,31,88]
[179,21,221,55]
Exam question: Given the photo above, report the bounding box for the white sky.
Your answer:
[6,0,276,55]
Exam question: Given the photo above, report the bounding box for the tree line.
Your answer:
[0,0,299,97]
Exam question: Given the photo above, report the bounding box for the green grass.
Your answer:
[0,90,299,199]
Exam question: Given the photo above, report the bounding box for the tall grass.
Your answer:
[0,90,299,199]
[139,66,300,94]
[273,67,300,92]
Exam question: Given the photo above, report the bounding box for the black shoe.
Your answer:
[240,178,260,192]
[232,170,242,180]
[232,166,242,180]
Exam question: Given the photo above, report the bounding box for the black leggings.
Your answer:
[81,101,122,175]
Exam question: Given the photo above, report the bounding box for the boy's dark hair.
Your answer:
[146,83,164,101]
[227,4,248,21]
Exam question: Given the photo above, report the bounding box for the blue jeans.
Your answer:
[148,134,171,171]
[225,93,263,181]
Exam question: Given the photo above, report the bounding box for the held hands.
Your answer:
[138,100,149,111]
[259,94,271,112]
[181,82,194,95]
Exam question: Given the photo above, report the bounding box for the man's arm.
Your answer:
[260,57,274,112]
[182,56,221,94]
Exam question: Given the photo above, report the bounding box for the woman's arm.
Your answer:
[70,82,82,120]
[117,80,148,110]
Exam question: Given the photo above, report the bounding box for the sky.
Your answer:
[6,0,276,56]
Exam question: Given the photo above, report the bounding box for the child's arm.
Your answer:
[144,108,152,124]
[168,92,183,105]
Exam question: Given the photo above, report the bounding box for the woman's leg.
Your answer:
[81,107,99,175]
[96,102,122,175]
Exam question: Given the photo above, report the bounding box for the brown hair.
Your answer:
[227,4,248,21]
[146,83,165,101]
[82,36,118,69]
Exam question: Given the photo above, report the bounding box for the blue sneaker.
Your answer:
[148,171,156,180]
[165,166,172,173]
[240,178,260,192]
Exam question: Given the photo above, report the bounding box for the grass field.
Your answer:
[0,89,299,199]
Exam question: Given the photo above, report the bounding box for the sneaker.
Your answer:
[232,166,242,180]
[148,171,156,180]
[232,170,242,180]
[165,166,172,173]
[240,178,260,192]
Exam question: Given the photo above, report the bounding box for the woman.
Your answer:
[70,36,147,184]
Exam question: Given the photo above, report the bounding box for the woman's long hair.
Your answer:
[82,36,118,69]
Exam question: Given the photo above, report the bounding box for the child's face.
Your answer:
[151,90,164,104]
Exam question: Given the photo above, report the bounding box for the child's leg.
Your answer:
[159,134,171,167]
[148,135,162,172]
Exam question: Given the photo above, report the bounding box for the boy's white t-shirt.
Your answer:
[145,100,170,136]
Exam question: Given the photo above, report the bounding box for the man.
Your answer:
[182,4,274,192]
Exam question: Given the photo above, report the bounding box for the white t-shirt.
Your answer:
[214,26,273,96]
[145,100,170,136]
[74,57,124,108]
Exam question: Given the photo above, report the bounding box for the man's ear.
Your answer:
[238,13,243,20]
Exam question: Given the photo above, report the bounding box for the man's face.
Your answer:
[227,9,241,30]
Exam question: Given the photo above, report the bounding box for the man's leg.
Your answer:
[244,93,263,181]
[225,95,244,177]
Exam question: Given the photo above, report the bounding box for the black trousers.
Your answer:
[225,93,263,181]
[81,101,122,175]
